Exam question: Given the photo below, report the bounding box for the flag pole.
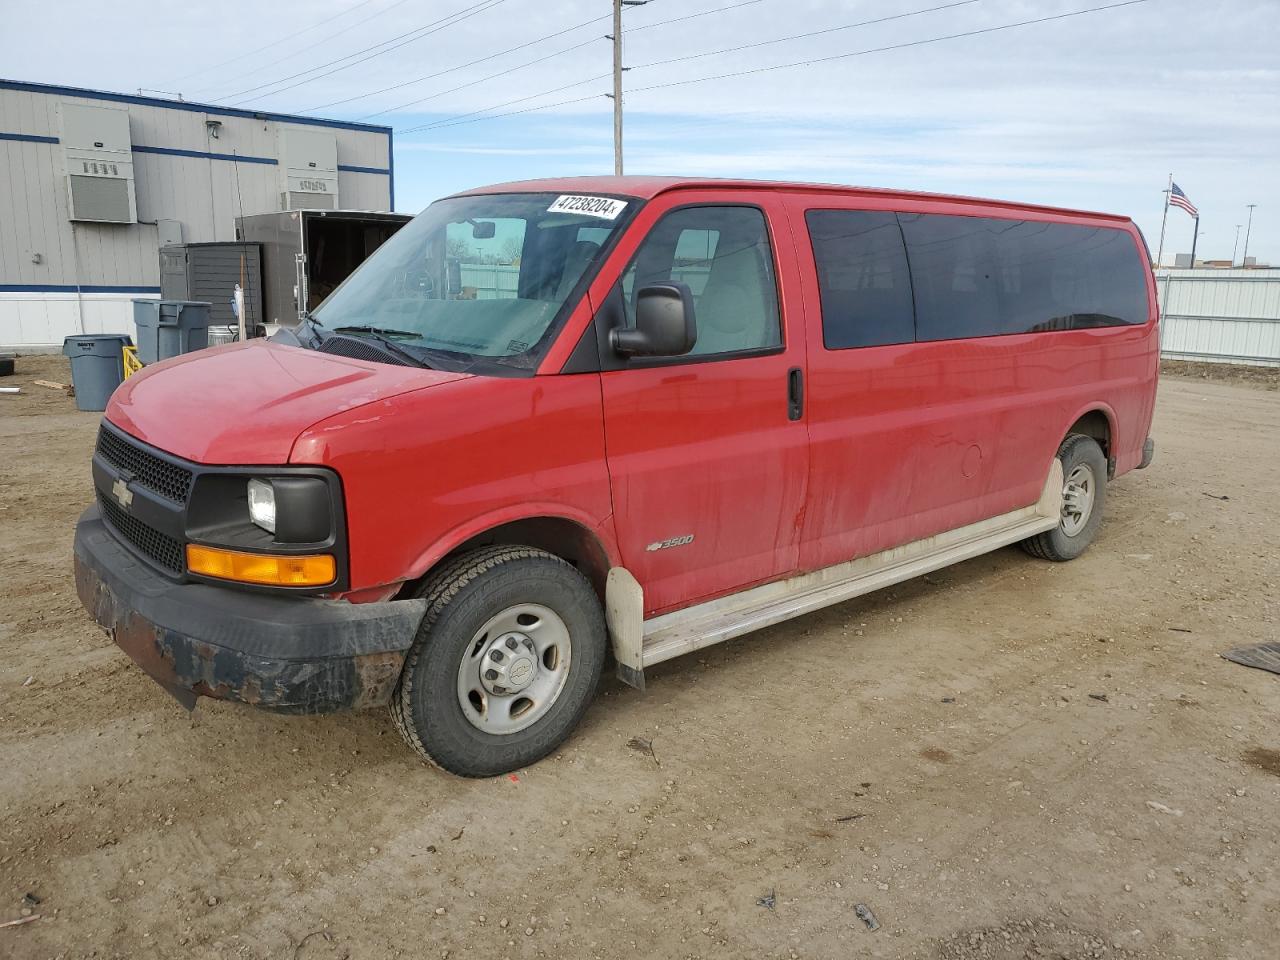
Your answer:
[1189,214,1200,269]
[1155,172,1172,267]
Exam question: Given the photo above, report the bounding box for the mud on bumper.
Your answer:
[74,506,426,714]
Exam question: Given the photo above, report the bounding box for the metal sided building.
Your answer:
[0,78,393,350]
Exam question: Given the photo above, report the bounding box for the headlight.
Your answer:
[247,479,276,534]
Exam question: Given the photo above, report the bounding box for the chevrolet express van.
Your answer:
[74,177,1158,777]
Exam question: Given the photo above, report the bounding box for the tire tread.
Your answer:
[390,545,599,776]
[1019,434,1106,562]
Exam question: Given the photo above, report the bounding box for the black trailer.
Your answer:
[235,209,412,326]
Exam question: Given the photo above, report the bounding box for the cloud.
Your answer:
[2,0,1275,259]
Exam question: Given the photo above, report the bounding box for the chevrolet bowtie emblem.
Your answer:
[112,477,133,510]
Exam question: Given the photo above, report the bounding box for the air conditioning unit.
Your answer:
[279,128,338,211]
[61,102,137,224]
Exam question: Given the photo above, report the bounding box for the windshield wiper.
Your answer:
[332,324,423,339]
[330,326,435,369]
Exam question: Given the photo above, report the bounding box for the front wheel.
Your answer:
[1021,434,1108,562]
[391,546,606,777]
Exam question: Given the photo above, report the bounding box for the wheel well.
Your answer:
[1067,410,1114,475]
[402,518,611,602]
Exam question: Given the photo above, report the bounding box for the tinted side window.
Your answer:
[806,210,915,349]
[621,206,781,357]
[900,213,1149,341]
[898,213,1002,340]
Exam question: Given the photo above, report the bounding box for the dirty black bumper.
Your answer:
[73,505,426,714]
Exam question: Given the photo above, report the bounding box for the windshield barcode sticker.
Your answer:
[547,195,628,220]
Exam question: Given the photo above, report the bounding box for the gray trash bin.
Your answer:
[62,334,132,412]
[132,299,215,364]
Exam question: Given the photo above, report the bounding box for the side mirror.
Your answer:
[611,282,697,357]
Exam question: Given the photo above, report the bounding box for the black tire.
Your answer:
[1020,434,1108,562]
[390,545,606,777]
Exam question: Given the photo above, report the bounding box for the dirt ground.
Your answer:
[2,354,1277,960]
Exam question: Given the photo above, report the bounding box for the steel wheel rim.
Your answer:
[456,603,572,735]
[1060,462,1096,536]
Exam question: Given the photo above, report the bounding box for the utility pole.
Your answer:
[1155,173,1172,267]
[609,0,648,176]
[1232,224,1242,266]
[612,0,623,175]
[1241,204,1257,267]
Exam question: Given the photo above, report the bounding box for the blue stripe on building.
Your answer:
[132,144,277,165]
[0,131,59,144]
[4,137,390,175]
[0,78,391,135]
[0,284,162,294]
[2,77,395,207]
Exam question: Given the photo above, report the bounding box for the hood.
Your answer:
[106,339,469,464]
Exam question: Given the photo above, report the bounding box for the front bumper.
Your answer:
[74,505,426,713]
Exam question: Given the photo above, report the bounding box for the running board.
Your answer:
[639,460,1063,669]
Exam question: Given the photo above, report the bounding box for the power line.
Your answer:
[214,0,510,106]
[408,92,609,133]
[401,0,975,135]
[302,13,612,113]
[313,0,764,118]
[394,0,767,135]
[164,0,389,86]
[398,73,611,135]
[359,36,603,119]
[220,0,506,105]
[623,0,1150,97]
[639,0,984,71]
[185,0,419,97]
[396,0,1150,137]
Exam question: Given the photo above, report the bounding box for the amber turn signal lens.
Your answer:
[186,544,336,587]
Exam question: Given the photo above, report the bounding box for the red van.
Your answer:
[74,177,1158,777]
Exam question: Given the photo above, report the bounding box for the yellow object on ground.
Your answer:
[122,345,143,379]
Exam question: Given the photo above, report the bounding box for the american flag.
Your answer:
[1169,182,1198,217]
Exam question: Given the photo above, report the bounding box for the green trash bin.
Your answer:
[132,299,215,365]
[62,334,133,412]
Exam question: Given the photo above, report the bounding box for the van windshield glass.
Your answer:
[309,193,629,367]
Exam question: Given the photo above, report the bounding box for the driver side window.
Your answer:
[620,206,781,357]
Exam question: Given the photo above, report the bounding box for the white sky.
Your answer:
[3,0,1276,263]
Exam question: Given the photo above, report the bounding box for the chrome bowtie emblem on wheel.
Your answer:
[111,478,133,510]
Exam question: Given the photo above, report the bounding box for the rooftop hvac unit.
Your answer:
[278,128,339,211]
[61,102,137,224]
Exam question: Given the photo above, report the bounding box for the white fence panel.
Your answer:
[1156,270,1280,367]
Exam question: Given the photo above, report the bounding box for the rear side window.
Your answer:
[899,213,1148,341]
[806,210,915,349]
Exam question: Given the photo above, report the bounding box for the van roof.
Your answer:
[454,175,1131,224]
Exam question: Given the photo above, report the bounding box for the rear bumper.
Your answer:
[73,505,425,713]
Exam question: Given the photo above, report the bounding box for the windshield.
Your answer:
[309,192,631,367]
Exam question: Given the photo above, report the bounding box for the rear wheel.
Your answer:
[391,545,606,778]
[1020,434,1108,562]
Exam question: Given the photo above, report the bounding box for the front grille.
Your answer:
[97,427,194,504]
[98,492,184,575]
[318,334,415,367]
